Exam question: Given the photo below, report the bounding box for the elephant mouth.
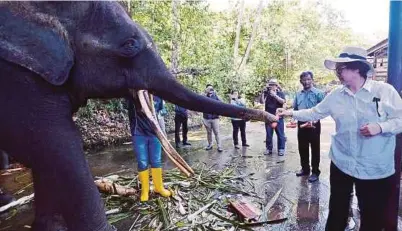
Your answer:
[132,90,194,177]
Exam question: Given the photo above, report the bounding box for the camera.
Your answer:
[263,86,271,94]
[231,97,236,100]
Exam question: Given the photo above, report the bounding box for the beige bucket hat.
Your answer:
[324,46,374,74]
[267,78,279,85]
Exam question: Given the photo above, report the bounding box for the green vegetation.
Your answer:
[78,0,367,116]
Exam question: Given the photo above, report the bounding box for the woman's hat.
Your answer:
[267,78,279,85]
[324,46,374,73]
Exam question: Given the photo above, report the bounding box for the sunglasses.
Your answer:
[335,64,347,77]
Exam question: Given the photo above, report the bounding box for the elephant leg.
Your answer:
[1,120,115,231]
[29,128,115,231]
[31,171,67,231]
[0,65,115,231]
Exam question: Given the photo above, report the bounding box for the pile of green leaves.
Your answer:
[101,164,271,230]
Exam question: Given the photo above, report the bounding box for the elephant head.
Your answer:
[0,2,276,231]
[0,1,277,122]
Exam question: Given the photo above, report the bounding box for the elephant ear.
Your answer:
[0,6,73,86]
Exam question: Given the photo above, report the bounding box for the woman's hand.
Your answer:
[360,123,382,137]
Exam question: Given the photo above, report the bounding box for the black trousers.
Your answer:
[0,150,9,170]
[231,120,246,145]
[325,163,392,231]
[174,114,188,144]
[297,121,321,175]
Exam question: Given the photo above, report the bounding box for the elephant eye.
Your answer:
[120,38,140,57]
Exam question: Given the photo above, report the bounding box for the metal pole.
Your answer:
[386,1,402,230]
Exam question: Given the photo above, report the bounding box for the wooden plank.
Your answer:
[229,199,261,220]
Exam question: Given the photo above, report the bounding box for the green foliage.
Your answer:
[76,99,125,118]
[129,1,364,100]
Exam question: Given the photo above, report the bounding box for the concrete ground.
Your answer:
[0,117,401,230]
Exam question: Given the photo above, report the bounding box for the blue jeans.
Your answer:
[132,135,162,171]
[265,118,286,151]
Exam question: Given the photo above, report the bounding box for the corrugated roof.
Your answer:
[367,38,388,56]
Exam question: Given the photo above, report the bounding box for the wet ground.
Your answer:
[1,118,401,230]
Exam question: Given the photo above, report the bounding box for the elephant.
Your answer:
[0,2,277,231]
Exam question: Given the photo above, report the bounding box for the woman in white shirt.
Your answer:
[277,46,402,231]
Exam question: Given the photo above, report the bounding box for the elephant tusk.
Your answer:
[143,91,157,119]
[141,90,193,173]
[140,90,194,175]
[138,90,194,176]
[136,90,194,177]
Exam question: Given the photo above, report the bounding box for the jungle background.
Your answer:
[76,0,371,149]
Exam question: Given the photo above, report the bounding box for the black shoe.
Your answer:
[182,142,191,146]
[205,145,213,150]
[308,173,319,182]
[296,169,310,177]
[234,145,240,149]
[242,144,250,147]
[217,148,223,152]
[176,143,181,148]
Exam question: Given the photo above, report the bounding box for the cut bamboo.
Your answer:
[136,90,194,176]
[0,193,34,213]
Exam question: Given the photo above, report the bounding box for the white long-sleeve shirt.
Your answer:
[293,80,402,179]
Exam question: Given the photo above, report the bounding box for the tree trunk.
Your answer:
[233,0,245,67]
[237,0,264,71]
[171,0,179,77]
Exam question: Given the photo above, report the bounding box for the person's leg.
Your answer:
[174,115,181,146]
[264,123,274,154]
[355,175,392,231]
[132,135,150,202]
[296,126,310,175]
[149,136,171,197]
[203,119,213,149]
[310,121,321,176]
[325,162,354,231]
[182,117,190,145]
[231,120,239,146]
[211,119,222,151]
[0,150,9,170]
[0,150,14,207]
[240,120,247,146]
[275,118,286,155]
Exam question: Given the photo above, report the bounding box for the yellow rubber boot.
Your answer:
[138,170,150,202]
[151,168,171,197]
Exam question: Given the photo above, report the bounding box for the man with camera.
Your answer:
[261,79,286,155]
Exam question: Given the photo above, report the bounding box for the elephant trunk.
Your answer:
[147,74,277,123]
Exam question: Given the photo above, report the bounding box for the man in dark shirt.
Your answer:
[174,105,191,148]
[261,79,286,155]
